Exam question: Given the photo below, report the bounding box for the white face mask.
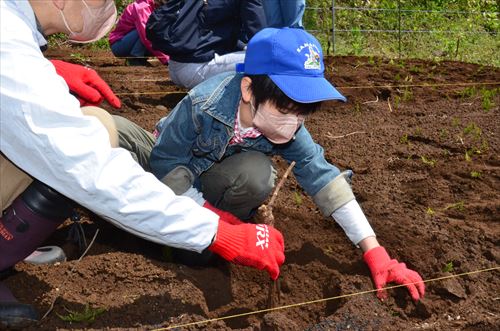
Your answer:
[59,0,117,44]
[251,101,304,144]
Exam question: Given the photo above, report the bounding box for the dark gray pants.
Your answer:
[113,115,276,219]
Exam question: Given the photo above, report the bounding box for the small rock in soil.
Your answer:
[437,276,467,299]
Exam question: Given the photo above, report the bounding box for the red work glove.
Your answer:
[50,60,121,108]
[203,201,243,225]
[208,219,285,280]
[364,246,425,301]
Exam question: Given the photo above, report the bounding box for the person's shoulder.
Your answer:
[132,0,154,10]
[1,2,43,49]
[188,72,241,110]
[127,1,146,12]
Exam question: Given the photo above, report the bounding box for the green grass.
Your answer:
[458,87,499,112]
[470,170,482,178]
[57,305,106,323]
[293,191,303,205]
[442,261,454,273]
[48,0,499,67]
[304,0,499,66]
[69,53,90,65]
[421,155,437,167]
[399,133,409,144]
[444,201,465,212]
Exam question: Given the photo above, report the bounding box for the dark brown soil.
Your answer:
[6,48,499,330]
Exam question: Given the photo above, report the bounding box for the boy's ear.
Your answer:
[240,77,253,103]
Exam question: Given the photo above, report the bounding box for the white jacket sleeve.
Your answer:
[0,2,218,252]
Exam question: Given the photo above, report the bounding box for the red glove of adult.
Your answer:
[208,219,285,280]
[203,201,243,225]
[50,60,121,108]
[364,246,425,301]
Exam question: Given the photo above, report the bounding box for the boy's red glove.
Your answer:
[203,201,243,225]
[208,219,285,280]
[50,60,121,108]
[363,246,425,301]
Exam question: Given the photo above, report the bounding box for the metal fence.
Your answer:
[303,1,499,65]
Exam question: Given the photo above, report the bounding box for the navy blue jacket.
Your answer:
[146,0,266,63]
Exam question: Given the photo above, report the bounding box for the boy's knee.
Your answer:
[160,166,195,195]
[81,106,119,148]
[238,152,275,197]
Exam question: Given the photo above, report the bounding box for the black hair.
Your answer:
[246,75,321,116]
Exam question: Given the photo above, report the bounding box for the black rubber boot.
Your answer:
[0,180,73,329]
[0,282,38,330]
[0,180,73,271]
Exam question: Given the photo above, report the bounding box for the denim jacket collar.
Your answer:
[195,73,243,127]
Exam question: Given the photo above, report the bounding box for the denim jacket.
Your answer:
[150,72,355,216]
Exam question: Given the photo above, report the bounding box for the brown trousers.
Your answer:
[0,106,118,212]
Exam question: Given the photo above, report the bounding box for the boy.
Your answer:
[115,28,425,302]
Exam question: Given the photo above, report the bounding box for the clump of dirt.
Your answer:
[5,49,499,330]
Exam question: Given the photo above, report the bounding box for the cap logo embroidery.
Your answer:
[297,42,321,70]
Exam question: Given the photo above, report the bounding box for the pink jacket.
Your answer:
[109,0,169,64]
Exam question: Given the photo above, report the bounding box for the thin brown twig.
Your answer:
[325,131,366,139]
[268,161,296,211]
[41,229,100,320]
[362,95,379,104]
[77,229,99,262]
[259,161,295,308]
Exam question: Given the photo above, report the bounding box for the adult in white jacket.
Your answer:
[0,1,284,328]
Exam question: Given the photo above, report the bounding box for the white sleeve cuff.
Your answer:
[181,186,206,206]
[331,200,375,245]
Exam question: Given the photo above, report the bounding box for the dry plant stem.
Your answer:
[326,131,366,139]
[267,279,282,308]
[267,161,296,214]
[362,95,379,104]
[262,161,296,308]
[387,97,393,112]
[41,229,100,320]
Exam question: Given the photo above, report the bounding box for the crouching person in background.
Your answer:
[146,0,266,89]
[109,0,169,66]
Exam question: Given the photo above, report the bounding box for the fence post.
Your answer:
[332,0,336,54]
[398,0,401,58]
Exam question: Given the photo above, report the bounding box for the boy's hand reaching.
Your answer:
[208,217,285,280]
[50,60,121,108]
[364,246,425,301]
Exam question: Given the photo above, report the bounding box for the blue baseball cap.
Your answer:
[236,27,346,103]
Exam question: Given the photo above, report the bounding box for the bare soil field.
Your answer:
[6,48,499,330]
